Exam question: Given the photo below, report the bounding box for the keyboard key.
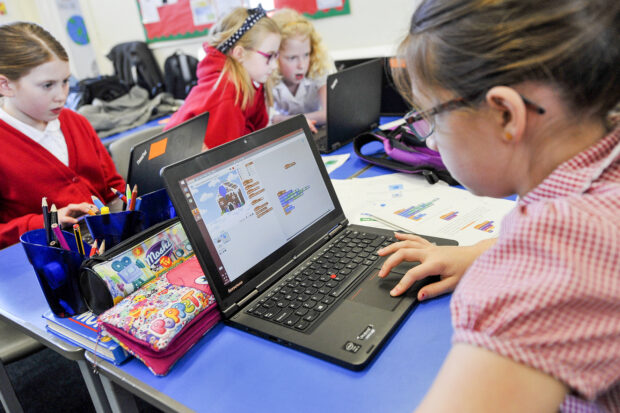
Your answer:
[294,320,310,330]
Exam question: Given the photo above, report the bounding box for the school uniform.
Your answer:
[451,128,620,411]
[272,75,326,118]
[165,45,269,149]
[0,109,125,249]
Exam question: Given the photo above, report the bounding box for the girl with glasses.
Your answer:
[378,0,620,411]
[269,8,334,133]
[165,7,280,150]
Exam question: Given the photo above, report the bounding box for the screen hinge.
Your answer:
[225,289,259,317]
[328,222,345,238]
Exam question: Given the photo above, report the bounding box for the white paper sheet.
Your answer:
[366,185,516,246]
[331,173,447,230]
[322,154,349,174]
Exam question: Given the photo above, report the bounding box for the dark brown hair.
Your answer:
[0,22,68,81]
[394,0,620,121]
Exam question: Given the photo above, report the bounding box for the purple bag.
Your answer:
[353,126,458,185]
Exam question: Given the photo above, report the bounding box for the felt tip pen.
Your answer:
[51,223,71,250]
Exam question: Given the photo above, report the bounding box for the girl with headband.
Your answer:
[165,6,281,150]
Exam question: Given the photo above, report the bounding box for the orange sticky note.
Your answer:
[148,137,168,160]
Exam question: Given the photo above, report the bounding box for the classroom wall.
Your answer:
[2,0,419,79]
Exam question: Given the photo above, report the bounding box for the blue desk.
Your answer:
[0,139,453,413]
[0,244,113,413]
[80,140,453,413]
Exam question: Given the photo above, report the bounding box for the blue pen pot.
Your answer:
[21,228,90,317]
[135,188,176,228]
[84,210,145,250]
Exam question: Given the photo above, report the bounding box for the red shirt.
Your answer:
[0,109,125,249]
[452,128,620,412]
[165,45,269,149]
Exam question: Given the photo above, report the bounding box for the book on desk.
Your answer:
[43,310,130,365]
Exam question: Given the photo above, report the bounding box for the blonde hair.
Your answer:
[271,8,331,79]
[0,22,68,81]
[207,8,280,109]
[393,0,620,123]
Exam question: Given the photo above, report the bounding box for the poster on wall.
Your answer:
[55,0,100,79]
[137,0,350,44]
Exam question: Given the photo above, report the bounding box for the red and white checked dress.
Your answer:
[451,128,620,412]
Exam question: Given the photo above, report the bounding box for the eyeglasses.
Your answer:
[404,94,546,142]
[248,48,279,64]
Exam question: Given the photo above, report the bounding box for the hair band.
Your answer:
[217,5,267,54]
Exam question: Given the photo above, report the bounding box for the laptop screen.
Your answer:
[176,129,335,288]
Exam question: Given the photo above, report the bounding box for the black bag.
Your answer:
[66,75,129,110]
[353,126,459,185]
[107,41,165,98]
[164,51,199,99]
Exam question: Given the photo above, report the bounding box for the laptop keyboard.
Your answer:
[245,230,397,331]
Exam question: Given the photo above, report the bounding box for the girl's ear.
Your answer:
[0,75,15,97]
[486,86,527,143]
[230,45,246,63]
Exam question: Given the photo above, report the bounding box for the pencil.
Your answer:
[73,224,85,257]
[125,184,132,210]
[42,197,52,245]
[98,239,106,256]
[91,195,105,211]
[89,240,98,257]
[51,223,70,250]
[110,187,128,203]
[50,204,58,226]
[50,204,59,244]
[128,184,138,211]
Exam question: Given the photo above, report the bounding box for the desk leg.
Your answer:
[0,361,24,413]
[99,374,139,413]
[76,359,112,413]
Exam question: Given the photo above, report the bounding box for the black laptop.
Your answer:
[314,59,382,154]
[161,115,457,370]
[127,112,209,194]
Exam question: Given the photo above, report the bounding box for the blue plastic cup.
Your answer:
[84,210,145,250]
[20,228,91,317]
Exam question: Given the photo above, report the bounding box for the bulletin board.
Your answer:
[137,0,350,44]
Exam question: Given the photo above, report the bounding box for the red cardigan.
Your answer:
[0,109,125,249]
[165,45,269,149]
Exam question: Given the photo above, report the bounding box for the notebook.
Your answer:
[127,112,209,194]
[161,115,457,370]
[314,59,382,154]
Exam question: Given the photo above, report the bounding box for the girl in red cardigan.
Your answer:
[165,6,281,150]
[0,22,125,249]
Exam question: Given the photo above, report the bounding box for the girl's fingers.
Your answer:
[417,276,460,301]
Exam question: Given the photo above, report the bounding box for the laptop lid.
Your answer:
[162,115,345,316]
[127,112,209,194]
[324,59,382,151]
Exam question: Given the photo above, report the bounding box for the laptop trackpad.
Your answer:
[348,269,405,311]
